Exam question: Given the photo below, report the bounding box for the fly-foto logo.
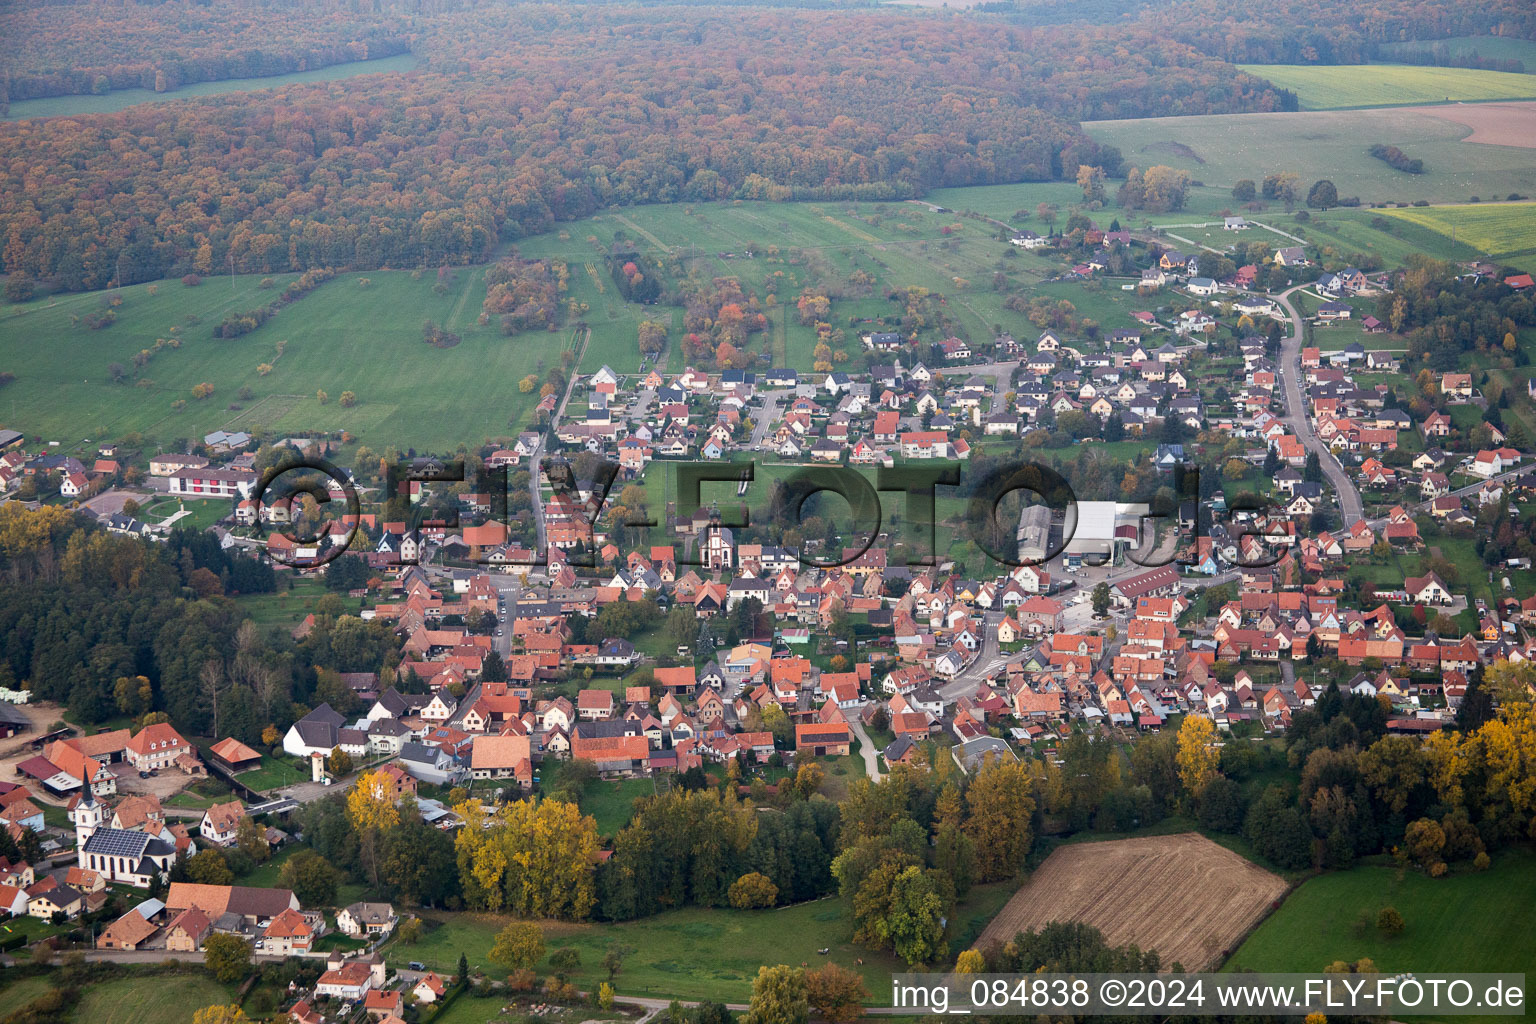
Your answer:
[250,455,1291,571]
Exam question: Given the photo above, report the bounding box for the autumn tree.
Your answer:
[489,921,546,974]
[1176,715,1220,798]
[728,871,779,909]
[454,797,601,918]
[805,963,869,1024]
[963,756,1036,881]
[748,965,809,1024]
[192,1006,247,1024]
[346,770,400,833]
[954,949,985,973]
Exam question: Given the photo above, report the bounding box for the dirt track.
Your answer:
[978,833,1288,970]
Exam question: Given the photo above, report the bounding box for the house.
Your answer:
[794,722,851,756]
[125,723,196,773]
[97,905,160,950]
[164,906,214,951]
[413,974,449,1004]
[1273,246,1309,267]
[208,737,262,773]
[469,734,533,786]
[364,990,405,1020]
[199,800,246,846]
[338,901,398,938]
[316,962,376,1001]
[262,907,316,955]
[1186,277,1219,297]
[1405,572,1454,606]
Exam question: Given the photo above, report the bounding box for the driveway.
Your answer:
[846,716,883,780]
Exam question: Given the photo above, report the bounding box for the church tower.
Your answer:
[72,786,105,849]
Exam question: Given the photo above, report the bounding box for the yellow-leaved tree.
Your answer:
[453,797,600,918]
[1176,714,1220,798]
[346,770,401,833]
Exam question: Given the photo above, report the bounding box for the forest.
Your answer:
[0,3,1293,292]
[0,504,398,735]
[0,0,412,102]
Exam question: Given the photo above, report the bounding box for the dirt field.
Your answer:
[978,833,1288,970]
[1404,100,1536,148]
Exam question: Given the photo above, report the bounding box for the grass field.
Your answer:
[0,266,550,451]
[3,54,422,121]
[579,777,662,836]
[391,883,1017,1004]
[1241,64,1536,109]
[69,974,236,1024]
[979,833,1288,970]
[1377,201,1536,259]
[235,576,363,628]
[1228,849,1536,987]
[232,753,311,793]
[1085,108,1536,204]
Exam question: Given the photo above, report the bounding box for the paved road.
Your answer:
[1363,463,1528,529]
[528,327,591,554]
[1273,286,1364,527]
[846,715,884,779]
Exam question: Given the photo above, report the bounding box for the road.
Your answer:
[1363,463,1529,529]
[1273,286,1364,527]
[846,715,884,779]
[528,327,591,553]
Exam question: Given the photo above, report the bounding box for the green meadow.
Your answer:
[1240,63,1536,109]
[0,266,552,451]
[389,882,1018,1004]
[1228,849,1536,1022]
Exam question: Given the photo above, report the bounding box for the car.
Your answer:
[495,628,503,636]
[138,770,150,779]
[408,961,426,972]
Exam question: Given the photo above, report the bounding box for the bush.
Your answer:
[1376,907,1405,936]
[4,277,35,303]
[182,274,202,287]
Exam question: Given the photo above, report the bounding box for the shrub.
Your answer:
[1376,907,1405,936]
[182,274,202,286]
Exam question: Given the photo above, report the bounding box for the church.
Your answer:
[71,789,178,888]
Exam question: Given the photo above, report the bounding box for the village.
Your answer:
[3,206,1536,1023]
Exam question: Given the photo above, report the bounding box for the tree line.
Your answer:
[0,5,1289,293]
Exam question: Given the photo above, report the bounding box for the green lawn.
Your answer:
[235,576,362,628]
[1228,849,1536,991]
[1240,63,1536,109]
[233,754,311,793]
[1085,108,1536,205]
[139,496,232,531]
[0,974,55,1010]
[578,777,662,836]
[391,882,1017,1004]
[68,973,237,1024]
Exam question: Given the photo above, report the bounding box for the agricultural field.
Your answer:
[1377,201,1536,260]
[2,53,422,121]
[1240,64,1536,110]
[1228,849,1536,990]
[390,882,1018,1004]
[1085,108,1536,204]
[977,833,1289,970]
